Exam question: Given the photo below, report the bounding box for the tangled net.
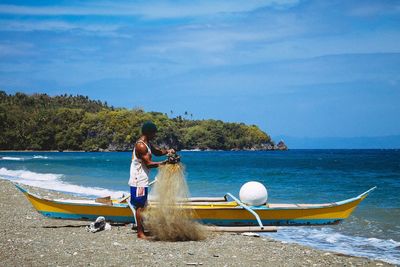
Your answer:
[144,163,206,241]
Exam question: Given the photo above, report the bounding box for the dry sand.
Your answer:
[0,180,393,266]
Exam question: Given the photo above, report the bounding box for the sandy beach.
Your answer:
[0,179,393,267]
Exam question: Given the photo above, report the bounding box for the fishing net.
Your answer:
[143,163,206,241]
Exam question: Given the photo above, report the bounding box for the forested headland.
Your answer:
[0,91,280,151]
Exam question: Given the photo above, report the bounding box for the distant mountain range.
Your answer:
[274,135,400,149]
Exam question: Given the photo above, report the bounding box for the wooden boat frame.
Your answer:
[15,183,376,227]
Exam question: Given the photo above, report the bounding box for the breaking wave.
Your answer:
[263,227,400,265]
[1,156,25,161]
[1,155,50,161]
[33,155,49,159]
[0,167,126,198]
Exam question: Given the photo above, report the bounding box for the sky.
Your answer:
[0,0,399,144]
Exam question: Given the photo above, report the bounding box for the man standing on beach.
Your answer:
[129,121,175,239]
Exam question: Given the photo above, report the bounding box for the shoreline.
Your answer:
[0,149,286,152]
[0,180,393,266]
[1,148,399,153]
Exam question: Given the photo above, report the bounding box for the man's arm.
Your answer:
[136,143,167,168]
[150,143,175,156]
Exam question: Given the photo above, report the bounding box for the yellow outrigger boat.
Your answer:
[15,183,375,228]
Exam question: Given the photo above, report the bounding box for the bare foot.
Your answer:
[137,232,149,240]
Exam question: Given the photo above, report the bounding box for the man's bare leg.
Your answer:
[135,207,147,239]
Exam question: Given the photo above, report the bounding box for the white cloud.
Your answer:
[0,42,36,57]
[137,12,308,58]
[0,0,300,19]
[0,20,113,31]
[0,19,133,39]
[349,2,400,17]
[0,18,121,31]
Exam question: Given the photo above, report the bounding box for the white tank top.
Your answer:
[128,141,151,187]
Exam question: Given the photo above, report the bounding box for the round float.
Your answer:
[239,181,268,206]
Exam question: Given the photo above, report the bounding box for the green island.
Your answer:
[0,91,287,151]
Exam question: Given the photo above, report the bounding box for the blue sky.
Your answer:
[0,0,399,141]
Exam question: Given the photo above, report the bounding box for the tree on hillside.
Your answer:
[0,91,274,151]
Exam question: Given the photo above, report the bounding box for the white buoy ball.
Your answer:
[239,181,268,206]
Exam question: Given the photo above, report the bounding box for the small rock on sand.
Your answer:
[0,180,394,267]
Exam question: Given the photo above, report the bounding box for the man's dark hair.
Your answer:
[141,121,157,135]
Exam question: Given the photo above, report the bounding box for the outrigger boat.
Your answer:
[14,183,376,229]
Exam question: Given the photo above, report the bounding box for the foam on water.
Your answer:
[1,150,399,262]
[0,167,126,198]
[263,227,400,265]
[1,156,25,161]
[1,155,49,160]
[33,155,49,159]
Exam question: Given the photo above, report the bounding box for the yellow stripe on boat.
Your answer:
[14,183,376,226]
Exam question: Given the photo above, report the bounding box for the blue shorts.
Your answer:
[130,186,148,208]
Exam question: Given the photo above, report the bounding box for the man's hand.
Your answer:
[166,148,175,154]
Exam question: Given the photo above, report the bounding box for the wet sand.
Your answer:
[0,180,393,266]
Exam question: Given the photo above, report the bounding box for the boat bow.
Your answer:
[14,183,376,226]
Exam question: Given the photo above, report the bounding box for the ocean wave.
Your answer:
[1,156,25,161]
[0,155,49,160]
[0,168,61,181]
[0,167,126,198]
[33,155,49,159]
[262,227,400,265]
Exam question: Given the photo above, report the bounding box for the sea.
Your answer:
[1,150,399,264]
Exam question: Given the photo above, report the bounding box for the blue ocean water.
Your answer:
[1,150,399,264]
